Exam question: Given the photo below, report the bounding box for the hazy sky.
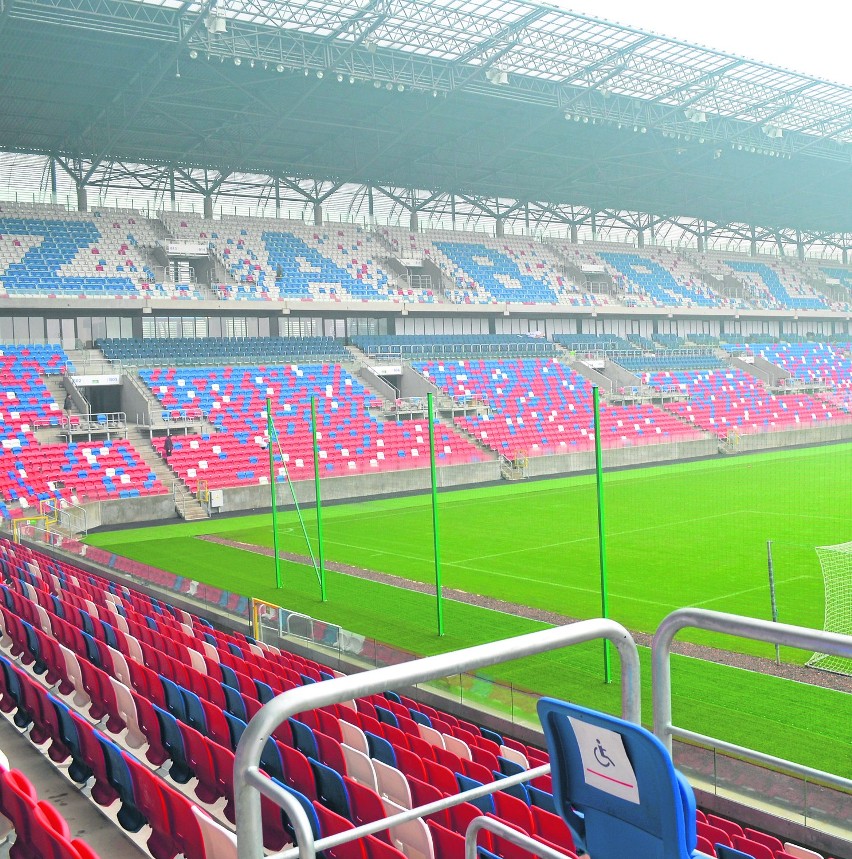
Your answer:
[551,1,852,86]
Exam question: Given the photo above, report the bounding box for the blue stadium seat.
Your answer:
[538,698,702,859]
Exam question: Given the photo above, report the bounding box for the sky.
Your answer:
[552,0,852,86]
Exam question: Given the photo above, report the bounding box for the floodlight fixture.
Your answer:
[233,57,241,66]
[762,123,783,139]
[205,12,226,34]
[276,64,284,73]
[188,49,198,60]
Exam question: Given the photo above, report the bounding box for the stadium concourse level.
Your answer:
[0,537,842,859]
[0,203,850,308]
[0,345,165,519]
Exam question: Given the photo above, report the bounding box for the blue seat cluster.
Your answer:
[617,354,725,373]
[262,232,390,299]
[0,218,138,296]
[351,334,557,359]
[435,241,561,303]
[97,336,350,365]
[725,261,827,310]
[598,252,719,307]
[553,334,634,352]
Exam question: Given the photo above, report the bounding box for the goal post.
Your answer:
[808,541,852,675]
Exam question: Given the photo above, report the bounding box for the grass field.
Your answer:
[87,442,852,778]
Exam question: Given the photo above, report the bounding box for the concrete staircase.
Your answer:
[124,426,209,520]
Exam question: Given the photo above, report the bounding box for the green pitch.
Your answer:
[87,442,852,778]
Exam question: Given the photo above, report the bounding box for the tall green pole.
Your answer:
[592,385,612,684]
[266,397,283,589]
[427,393,444,636]
[310,396,327,602]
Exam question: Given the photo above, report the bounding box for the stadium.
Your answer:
[0,0,850,857]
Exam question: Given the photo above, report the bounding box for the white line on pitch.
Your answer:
[452,510,743,564]
[689,575,811,608]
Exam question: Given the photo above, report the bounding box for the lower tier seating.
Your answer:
[642,369,851,437]
[417,358,705,457]
[141,363,485,489]
[0,539,840,859]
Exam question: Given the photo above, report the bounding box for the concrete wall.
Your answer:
[729,422,852,454]
[121,374,154,424]
[82,493,175,528]
[357,367,397,400]
[570,360,614,391]
[523,437,719,478]
[216,460,500,514]
[399,365,439,398]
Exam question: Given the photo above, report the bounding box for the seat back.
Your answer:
[538,698,696,859]
[192,805,238,859]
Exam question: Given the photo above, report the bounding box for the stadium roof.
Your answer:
[1,0,851,234]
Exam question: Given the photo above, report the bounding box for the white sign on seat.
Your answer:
[568,716,639,804]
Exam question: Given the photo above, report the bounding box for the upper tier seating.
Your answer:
[140,364,485,489]
[0,205,194,300]
[97,336,351,366]
[160,213,408,302]
[417,358,705,457]
[434,240,565,304]
[351,334,558,359]
[596,250,721,308]
[380,227,604,306]
[642,368,849,437]
[721,260,828,311]
[820,266,852,293]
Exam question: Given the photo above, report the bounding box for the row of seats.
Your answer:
[2,203,850,309]
[140,363,485,489]
[417,359,705,457]
[642,369,851,437]
[0,344,166,516]
[351,335,558,359]
[0,538,839,859]
[97,336,352,366]
[0,541,569,858]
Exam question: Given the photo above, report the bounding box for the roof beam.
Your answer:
[76,0,215,181]
[452,6,547,67]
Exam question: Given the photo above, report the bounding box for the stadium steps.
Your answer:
[124,426,209,520]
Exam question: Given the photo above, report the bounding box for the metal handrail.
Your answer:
[652,608,852,791]
[235,619,640,859]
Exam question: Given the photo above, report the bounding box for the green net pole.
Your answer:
[310,396,327,602]
[266,397,283,589]
[427,393,445,636]
[593,385,612,684]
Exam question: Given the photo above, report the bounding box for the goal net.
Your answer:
[807,541,852,675]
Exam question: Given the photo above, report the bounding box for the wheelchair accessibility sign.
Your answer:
[568,717,640,804]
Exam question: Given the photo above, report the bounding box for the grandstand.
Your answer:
[0,0,850,857]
